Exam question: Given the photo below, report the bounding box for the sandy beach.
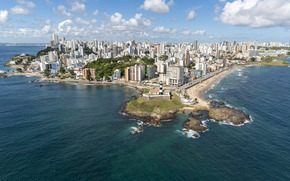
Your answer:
[186,68,233,109]
[4,72,43,77]
[39,77,151,90]
[9,65,24,69]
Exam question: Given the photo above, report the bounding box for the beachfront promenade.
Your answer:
[179,67,229,93]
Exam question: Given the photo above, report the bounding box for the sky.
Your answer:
[1,0,290,43]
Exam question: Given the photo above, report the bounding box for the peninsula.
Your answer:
[2,33,290,137]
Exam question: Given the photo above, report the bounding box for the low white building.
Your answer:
[113,69,121,80]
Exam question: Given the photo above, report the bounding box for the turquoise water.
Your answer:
[1,47,290,180]
[0,46,44,71]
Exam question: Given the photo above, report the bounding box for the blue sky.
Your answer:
[0,0,290,43]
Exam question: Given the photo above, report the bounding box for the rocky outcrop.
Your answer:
[189,111,203,118]
[184,117,208,132]
[209,107,250,125]
[210,101,226,108]
[121,104,178,124]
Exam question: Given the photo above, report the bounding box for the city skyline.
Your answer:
[1,0,290,43]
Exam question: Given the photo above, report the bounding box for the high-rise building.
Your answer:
[194,40,198,50]
[125,67,130,82]
[146,65,155,79]
[83,68,96,79]
[165,66,184,87]
[60,54,69,67]
[247,40,251,50]
[185,50,190,66]
[129,46,133,55]
[79,46,84,57]
[52,33,59,46]
[48,51,58,62]
[129,64,145,82]
[113,45,118,57]
[254,41,258,50]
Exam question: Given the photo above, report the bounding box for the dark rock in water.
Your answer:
[39,84,44,87]
[209,107,250,125]
[31,79,38,83]
[210,101,226,108]
[184,118,208,132]
[189,111,203,118]
[131,95,138,100]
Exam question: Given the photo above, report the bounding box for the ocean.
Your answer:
[0,46,45,72]
[0,47,290,180]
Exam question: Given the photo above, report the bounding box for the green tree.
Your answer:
[44,69,50,77]
[16,68,22,72]
[86,74,91,81]
[161,55,168,61]
[105,75,110,81]
[59,66,65,74]
[95,74,102,80]
[68,69,74,74]
[250,57,256,62]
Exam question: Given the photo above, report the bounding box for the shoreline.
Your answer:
[39,77,151,90]
[1,67,252,137]
[186,68,234,110]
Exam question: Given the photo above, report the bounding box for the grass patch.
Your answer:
[127,93,184,113]
[247,61,289,66]
[59,74,75,79]
[143,88,150,94]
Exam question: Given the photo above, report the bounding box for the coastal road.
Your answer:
[180,67,229,92]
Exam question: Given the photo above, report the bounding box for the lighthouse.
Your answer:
[159,81,163,95]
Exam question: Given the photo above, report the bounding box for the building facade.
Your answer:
[146,65,155,79]
[83,68,96,79]
[165,66,184,87]
[113,69,121,80]
[129,64,145,82]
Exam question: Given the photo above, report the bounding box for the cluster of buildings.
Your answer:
[21,33,290,87]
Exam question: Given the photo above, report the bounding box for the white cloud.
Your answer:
[140,0,174,14]
[92,9,99,15]
[110,12,151,28]
[42,25,52,33]
[53,5,72,19]
[220,0,290,28]
[182,30,206,36]
[70,1,86,13]
[186,11,196,21]
[58,19,73,32]
[153,26,177,34]
[0,10,8,24]
[10,1,35,15]
[111,12,122,23]
[142,18,151,26]
[10,6,30,15]
[75,17,90,25]
[17,0,35,8]
[167,0,175,6]
[91,19,98,23]
[219,0,227,2]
